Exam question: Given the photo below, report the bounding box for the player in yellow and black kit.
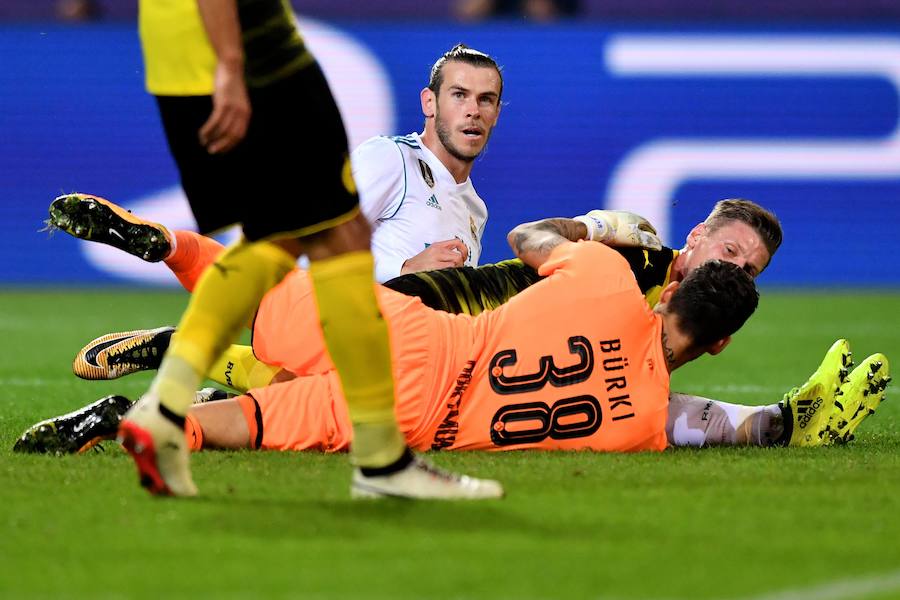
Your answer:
[64,0,502,499]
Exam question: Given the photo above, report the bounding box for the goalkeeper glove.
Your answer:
[573,210,662,250]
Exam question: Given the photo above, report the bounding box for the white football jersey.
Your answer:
[351,132,488,283]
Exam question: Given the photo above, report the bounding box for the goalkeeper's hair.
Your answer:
[705,199,783,260]
[669,259,759,348]
[428,44,504,100]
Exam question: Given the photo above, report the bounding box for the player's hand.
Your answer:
[199,62,251,154]
[400,239,469,274]
[573,210,662,250]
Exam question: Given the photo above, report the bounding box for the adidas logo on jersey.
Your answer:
[795,397,823,429]
[426,194,441,210]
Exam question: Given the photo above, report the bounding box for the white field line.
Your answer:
[591,569,900,600]
[738,568,900,600]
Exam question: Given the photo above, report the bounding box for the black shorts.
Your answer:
[155,63,358,241]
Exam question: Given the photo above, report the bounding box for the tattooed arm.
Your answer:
[507,218,589,270]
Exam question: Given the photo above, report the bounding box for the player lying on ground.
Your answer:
[20,203,891,453]
[15,326,888,454]
[43,195,874,448]
[28,231,766,454]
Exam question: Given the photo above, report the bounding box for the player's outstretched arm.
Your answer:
[507,218,586,269]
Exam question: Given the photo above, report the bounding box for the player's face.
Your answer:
[683,221,771,278]
[432,62,502,162]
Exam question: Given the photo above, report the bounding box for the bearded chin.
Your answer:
[435,113,483,163]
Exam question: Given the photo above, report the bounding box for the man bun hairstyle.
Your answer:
[669,259,759,348]
[428,44,504,100]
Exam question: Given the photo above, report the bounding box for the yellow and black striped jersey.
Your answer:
[383,246,679,316]
[140,0,312,94]
[236,0,313,87]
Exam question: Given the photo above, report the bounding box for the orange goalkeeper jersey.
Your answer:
[405,240,669,452]
[251,240,669,453]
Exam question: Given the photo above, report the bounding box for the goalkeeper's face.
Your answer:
[682,221,771,279]
[430,62,502,163]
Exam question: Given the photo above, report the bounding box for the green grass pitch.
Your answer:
[1,289,899,599]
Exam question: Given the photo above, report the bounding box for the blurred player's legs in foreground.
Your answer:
[120,210,501,498]
[107,109,498,499]
[121,222,346,484]
[119,213,500,497]
[51,187,501,498]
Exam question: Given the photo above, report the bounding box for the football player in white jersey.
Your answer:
[351,44,502,282]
